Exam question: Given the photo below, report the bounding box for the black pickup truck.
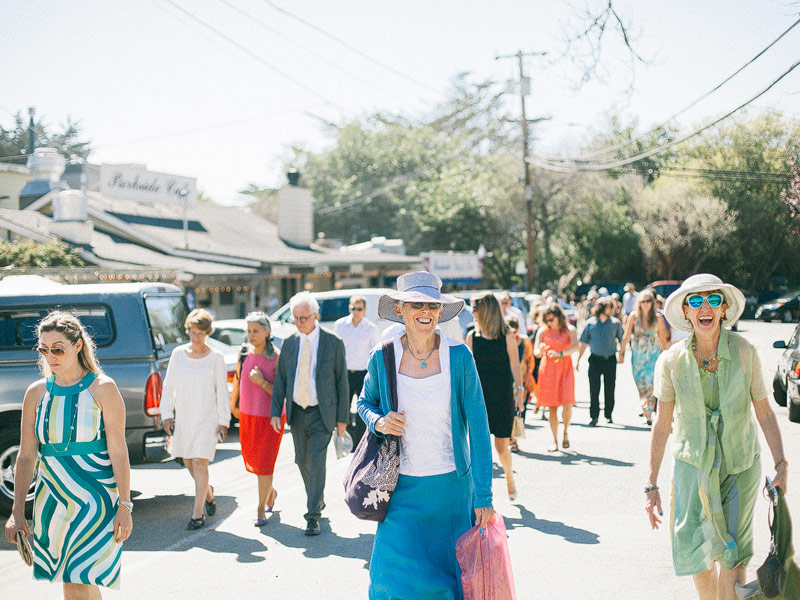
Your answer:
[0,280,189,516]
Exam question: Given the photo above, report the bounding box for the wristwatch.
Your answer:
[120,500,133,513]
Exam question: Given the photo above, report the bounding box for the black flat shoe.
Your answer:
[205,486,216,516]
[305,518,320,536]
[188,516,205,530]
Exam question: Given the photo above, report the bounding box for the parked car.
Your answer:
[210,318,284,351]
[772,324,800,422]
[0,280,188,516]
[755,291,800,323]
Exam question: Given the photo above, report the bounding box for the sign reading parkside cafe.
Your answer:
[99,164,197,205]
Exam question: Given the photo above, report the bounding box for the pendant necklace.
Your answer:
[692,340,717,371]
[404,340,436,368]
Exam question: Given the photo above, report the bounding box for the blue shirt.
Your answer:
[579,316,623,357]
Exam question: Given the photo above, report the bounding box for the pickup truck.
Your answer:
[0,280,189,516]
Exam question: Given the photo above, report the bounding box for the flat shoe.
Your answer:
[267,489,278,512]
[253,518,268,527]
[188,516,205,530]
[562,439,570,449]
[205,486,216,517]
[547,443,559,452]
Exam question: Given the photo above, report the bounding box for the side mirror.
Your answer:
[773,340,787,349]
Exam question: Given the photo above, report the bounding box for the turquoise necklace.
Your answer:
[403,340,437,368]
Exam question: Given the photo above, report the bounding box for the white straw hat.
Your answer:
[378,271,465,324]
[663,273,745,333]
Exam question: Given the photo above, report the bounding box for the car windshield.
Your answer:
[144,295,189,351]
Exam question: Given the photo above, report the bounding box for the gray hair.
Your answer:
[290,291,319,314]
[245,311,270,330]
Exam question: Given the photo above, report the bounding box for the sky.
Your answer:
[1,0,799,205]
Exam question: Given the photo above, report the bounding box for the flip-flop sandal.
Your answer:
[253,518,268,527]
[547,443,559,452]
[562,439,570,449]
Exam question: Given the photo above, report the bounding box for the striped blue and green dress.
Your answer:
[33,372,121,589]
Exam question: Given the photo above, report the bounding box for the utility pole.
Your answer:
[496,51,546,291]
[27,107,36,155]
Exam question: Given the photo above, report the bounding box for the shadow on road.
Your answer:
[255,512,374,568]
[514,449,633,468]
[505,505,600,545]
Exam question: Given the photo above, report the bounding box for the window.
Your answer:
[145,295,189,348]
[0,306,114,349]
[318,298,350,322]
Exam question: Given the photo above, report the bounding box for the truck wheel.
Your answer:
[0,427,35,518]
[782,310,794,323]
[773,379,787,407]
[790,400,800,423]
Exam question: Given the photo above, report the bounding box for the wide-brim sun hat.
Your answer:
[378,271,465,324]
[663,273,746,333]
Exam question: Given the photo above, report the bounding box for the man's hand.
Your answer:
[336,422,347,437]
[270,416,282,433]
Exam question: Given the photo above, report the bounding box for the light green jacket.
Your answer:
[653,328,768,473]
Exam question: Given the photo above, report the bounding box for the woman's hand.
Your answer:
[216,425,228,443]
[515,388,525,412]
[474,505,495,529]
[4,512,30,543]
[163,418,174,436]
[230,402,240,419]
[645,489,663,530]
[375,411,406,436]
[113,506,133,543]
[771,461,788,494]
[248,366,265,387]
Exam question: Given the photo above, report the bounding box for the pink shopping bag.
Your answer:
[455,514,516,600]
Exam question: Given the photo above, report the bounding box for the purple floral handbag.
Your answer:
[343,340,401,522]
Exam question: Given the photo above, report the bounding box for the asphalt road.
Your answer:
[2,320,799,599]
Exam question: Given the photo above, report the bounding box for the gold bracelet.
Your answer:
[775,458,788,470]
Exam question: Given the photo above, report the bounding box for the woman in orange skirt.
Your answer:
[533,304,578,452]
[230,312,284,525]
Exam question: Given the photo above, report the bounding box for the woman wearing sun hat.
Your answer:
[358,271,494,599]
[645,274,788,600]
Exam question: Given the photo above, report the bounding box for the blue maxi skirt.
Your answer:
[369,469,475,600]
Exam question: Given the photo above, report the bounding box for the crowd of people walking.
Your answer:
[4,271,791,600]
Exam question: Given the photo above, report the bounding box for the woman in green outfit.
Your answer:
[646,274,788,600]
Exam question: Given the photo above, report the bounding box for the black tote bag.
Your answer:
[343,340,401,522]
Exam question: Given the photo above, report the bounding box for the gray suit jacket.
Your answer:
[271,326,350,432]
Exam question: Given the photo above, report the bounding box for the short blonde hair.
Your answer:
[185,308,214,334]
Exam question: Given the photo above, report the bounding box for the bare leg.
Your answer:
[717,565,745,600]
[63,583,102,600]
[547,407,559,449]
[693,565,718,600]
[562,405,572,446]
[184,458,210,519]
[494,437,515,495]
[257,474,275,519]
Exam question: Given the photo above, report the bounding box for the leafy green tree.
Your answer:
[0,112,91,164]
[0,238,86,268]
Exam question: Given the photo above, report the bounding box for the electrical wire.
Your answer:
[529,59,800,173]
[260,0,440,94]
[217,0,401,100]
[162,0,349,112]
[556,16,800,162]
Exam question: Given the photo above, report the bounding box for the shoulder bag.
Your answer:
[343,340,401,522]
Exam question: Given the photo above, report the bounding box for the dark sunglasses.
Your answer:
[349,306,365,312]
[408,302,441,310]
[686,293,723,309]
[36,340,77,356]
[639,298,653,304]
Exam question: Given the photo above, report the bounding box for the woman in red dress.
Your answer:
[230,312,284,525]
[533,304,578,453]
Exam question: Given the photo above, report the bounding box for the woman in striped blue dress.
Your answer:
[5,311,132,599]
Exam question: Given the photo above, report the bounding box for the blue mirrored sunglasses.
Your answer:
[685,293,723,309]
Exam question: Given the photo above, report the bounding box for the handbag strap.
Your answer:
[381,340,399,441]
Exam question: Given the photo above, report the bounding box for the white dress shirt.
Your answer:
[334,314,380,371]
[504,305,528,335]
[292,323,320,407]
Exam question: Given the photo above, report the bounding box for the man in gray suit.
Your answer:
[271,292,349,536]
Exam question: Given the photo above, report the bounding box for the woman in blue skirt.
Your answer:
[358,272,495,600]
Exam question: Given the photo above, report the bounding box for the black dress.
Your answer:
[472,333,514,437]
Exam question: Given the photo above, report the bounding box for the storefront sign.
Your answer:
[99,164,196,205]
[421,252,482,283]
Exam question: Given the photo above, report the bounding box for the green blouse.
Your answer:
[654,328,767,473]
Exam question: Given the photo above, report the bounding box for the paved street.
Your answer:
[2,320,799,599]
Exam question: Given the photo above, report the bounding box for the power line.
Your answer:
[560,16,800,162]
[529,59,800,173]
[162,0,349,112]
[217,0,401,100]
[260,0,441,94]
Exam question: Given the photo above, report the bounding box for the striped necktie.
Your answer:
[297,337,311,408]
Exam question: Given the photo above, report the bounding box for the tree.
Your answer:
[782,151,800,234]
[0,111,92,164]
[631,181,735,280]
[0,238,86,268]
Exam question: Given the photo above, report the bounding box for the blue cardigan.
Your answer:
[357,335,494,509]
